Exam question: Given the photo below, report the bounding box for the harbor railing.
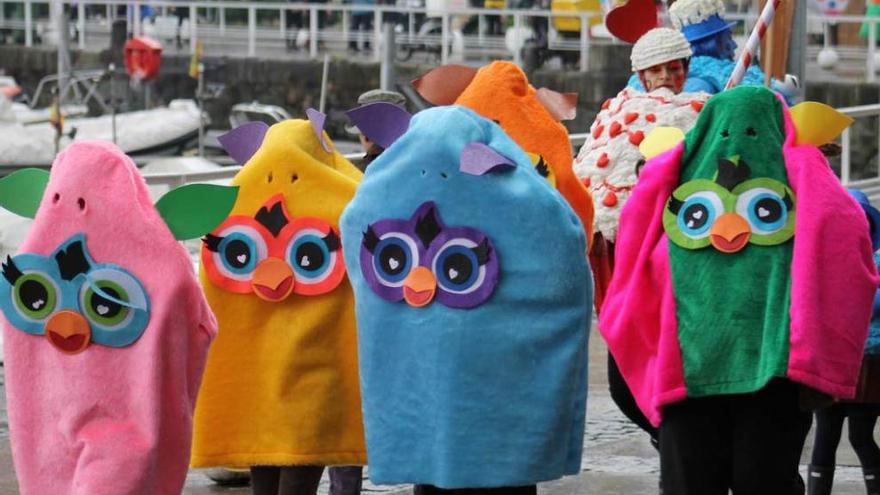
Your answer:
[2,0,880,78]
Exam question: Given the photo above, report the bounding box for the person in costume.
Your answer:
[627,0,796,101]
[600,86,878,493]
[574,26,708,449]
[808,189,880,495]
[191,110,366,495]
[0,141,237,494]
[411,61,594,246]
[343,103,591,494]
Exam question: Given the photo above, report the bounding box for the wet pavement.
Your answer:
[0,330,876,494]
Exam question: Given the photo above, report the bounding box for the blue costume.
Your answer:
[340,105,592,488]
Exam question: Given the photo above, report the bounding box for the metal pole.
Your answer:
[55,0,71,107]
[579,13,589,72]
[841,126,851,184]
[24,0,32,47]
[109,63,117,144]
[441,13,450,65]
[513,13,522,66]
[869,20,877,83]
[248,6,256,57]
[310,7,318,58]
[219,6,225,33]
[319,53,329,113]
[198,62,205,158]
[77,1,84,49]
[380,21,395,90]
[279,7,285,40]
[189,3,197,54]
[373,8,381,61]
[134,1,141,36]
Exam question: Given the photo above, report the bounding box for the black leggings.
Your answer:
[812,403,880,469]
[607,352,658,444]
[413,486,536,494]
[250,465,363,495]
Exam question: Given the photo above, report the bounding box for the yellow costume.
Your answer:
[191,117,365,468]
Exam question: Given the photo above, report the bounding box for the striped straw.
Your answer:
[725,0,782,89]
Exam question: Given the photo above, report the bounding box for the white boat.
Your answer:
[0,96,203,168]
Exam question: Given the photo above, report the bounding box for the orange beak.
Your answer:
[403,266,436,308]
[45,310,91,354]
[710,213,751,253]
[251,258,295,302]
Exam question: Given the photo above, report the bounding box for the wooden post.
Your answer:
[759,0,795,80]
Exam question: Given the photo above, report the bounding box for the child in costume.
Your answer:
[191,110,366,495]
[0,141,236,494]
[600,86,879,493]
[412,61,594,244]
[343,103,591,493]
[808,189,880,495]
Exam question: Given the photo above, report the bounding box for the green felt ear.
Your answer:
[155,184,239,240]
[0,168,50,218]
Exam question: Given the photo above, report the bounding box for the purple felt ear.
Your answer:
[459,143,516,176]
[217,121,270,165]
[345,102,412,150]
[305,108,332,153]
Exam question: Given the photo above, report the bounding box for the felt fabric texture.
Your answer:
[192,119,366,468]
[665,90,793,396]
[452,61,594,244]
[0,141,216,494]
[340,105,591,488]
[599,87,879,426]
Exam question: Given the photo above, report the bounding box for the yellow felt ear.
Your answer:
[640,127,685,160]
[790,102,853,146]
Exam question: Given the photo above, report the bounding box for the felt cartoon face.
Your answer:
[0,149,237,356]
[200,110,359,303]
[412,62,594,241]
[360,201,499,308]
[1,234,150,354]
[202,195,344,301]
[664,158,796,253]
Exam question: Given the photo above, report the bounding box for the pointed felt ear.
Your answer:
[0,168,49,218]
[305,108,333,153]
[155,184,239,240]
[412,65,478,105]
[535,88,578,121]
[345,102,412,149]
[460,143,516,176]
[790,101,854,146]
[217,122,270,165]
[640,127,685,160]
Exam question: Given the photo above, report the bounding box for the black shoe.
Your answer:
[807,465,834,495]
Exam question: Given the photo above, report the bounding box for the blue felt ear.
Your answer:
[306,108,332,153]
[345,102,412,149]
[459,143,516,176]
[217,122,269,165]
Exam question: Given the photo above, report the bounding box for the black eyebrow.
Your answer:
[414,205,441,248]
[255,201,289,237]
[55,241,91,281]
[668,195,684,215]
